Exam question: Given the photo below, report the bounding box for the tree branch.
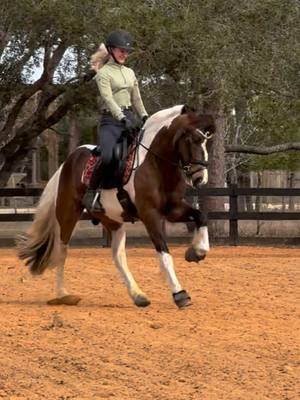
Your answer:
[0,42,68,135]
[225,143,300,154]
[42,41,67,81]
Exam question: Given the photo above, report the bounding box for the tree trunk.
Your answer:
[201,96,226,237]
[68,111,81,155]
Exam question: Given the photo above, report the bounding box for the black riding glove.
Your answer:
[121,117,134,132]
[142,115,148,123]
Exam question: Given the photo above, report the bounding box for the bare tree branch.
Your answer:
[225,143,300,154]
[0,42,68,137]
[42,41,67,81]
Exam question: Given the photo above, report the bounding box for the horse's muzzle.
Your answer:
[192,169,208,187]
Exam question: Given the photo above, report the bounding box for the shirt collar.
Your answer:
[107,58,123,67]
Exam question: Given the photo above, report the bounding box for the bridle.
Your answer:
[180,128,213,175]
[133,127,213,174]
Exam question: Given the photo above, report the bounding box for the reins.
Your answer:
[131,127,211,172]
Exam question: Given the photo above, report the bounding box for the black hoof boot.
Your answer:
[173,290,192,309]
[185,247,206,263]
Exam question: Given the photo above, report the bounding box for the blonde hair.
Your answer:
[90,43,109,72]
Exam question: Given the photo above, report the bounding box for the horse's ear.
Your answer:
[185,112,216,133]
[181,104,196,114]
[198,114,216,135]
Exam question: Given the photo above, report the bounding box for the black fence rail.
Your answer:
[1,186,300,245]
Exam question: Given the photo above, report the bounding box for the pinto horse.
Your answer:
[17,105,215,309]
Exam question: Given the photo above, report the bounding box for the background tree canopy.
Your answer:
[0,0,299,185]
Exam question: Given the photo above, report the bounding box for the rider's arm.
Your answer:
[95,69,125,121]
[131,72,148,119]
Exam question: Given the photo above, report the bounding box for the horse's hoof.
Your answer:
[47,295,81,306]
[185,247,206,263]
[134,294,151,307]
[173,290,192,309]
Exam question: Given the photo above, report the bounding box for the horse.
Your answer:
[17,105,215,309]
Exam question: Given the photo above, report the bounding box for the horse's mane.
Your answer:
[134,104,184,167]
[141,104,184,148]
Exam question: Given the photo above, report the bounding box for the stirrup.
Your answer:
[83,190,104,212]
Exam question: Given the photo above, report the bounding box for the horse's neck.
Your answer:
[141,126,183,195]
[149,127,176,161]
[137,104,183,166]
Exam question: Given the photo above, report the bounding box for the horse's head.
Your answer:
[171,106,215,188]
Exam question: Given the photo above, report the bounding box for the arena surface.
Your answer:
[0,246,299,399]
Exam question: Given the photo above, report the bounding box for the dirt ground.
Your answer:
[0,246,299,400]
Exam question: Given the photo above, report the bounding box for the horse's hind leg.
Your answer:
[48,202,82,306]
[111,224,150,307]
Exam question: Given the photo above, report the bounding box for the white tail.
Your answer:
[17,166,63,275]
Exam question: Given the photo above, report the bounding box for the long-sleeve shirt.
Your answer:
[95,59,148,121]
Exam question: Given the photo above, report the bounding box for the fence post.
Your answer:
[229,184,238,245]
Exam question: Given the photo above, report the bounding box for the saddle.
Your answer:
[82,130,143,220]
[83,133,140,188]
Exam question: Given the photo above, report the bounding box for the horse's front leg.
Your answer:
[140,208,191,308]
[166,201,209,263]
[111,224,150,307]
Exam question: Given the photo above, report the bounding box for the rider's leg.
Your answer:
[82,158,104,211]
[82,116,124,211]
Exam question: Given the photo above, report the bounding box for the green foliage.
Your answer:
[1,0,299,174]
[248,97,300,170]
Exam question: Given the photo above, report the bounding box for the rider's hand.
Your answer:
[142,115,148,124]
[121,117,134,132]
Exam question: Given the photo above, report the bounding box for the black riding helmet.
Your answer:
[106,30,134,51]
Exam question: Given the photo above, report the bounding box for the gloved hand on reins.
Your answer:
[121,117,135,132]
[121,115,149,136]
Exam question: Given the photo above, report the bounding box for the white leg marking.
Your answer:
[157,251,182,294]
[55,244,68,298]
[111,226,145,299]
[192,226,210,256]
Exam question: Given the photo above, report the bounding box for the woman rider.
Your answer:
[82,30,148,211]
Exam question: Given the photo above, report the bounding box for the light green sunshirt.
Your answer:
[95,59,148,121]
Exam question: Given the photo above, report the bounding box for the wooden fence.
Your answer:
[0,186,300,246]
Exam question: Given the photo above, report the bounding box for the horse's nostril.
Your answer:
[193,177,203,187]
